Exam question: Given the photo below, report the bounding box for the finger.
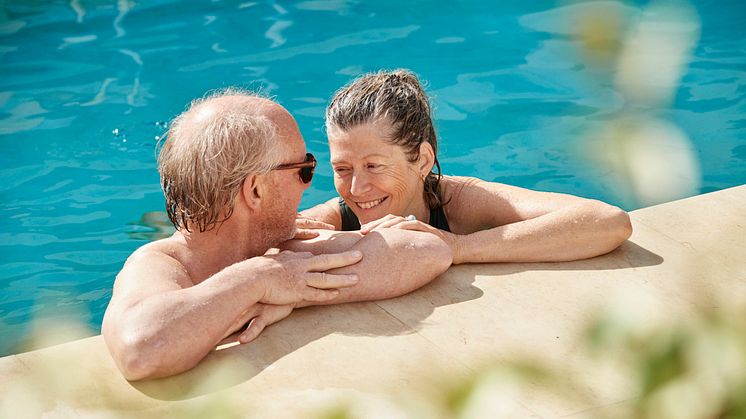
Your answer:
[293,228,320,240]
[239,316,267,344]
[264,248,281,255]
[306,250,363,271]
[370,218,407,231]
[360,215,399,233]
[302,287,341,302]
[278,251,313,261]
[391,221,429,232]
[306,272,359,289]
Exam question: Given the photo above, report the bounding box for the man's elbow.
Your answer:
[415,232,454,277]
[119,350,158,382]
[103,330,157,381]
[606,205,633,245]
[434,236,454,273]
[103,317,180,381]
[593,202,633,254]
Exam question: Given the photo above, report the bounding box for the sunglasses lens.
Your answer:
[300,167,314,183]
[299,153,315,184]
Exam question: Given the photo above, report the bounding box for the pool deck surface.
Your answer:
[1,185,745,418]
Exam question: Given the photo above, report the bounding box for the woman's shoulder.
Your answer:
[300,197,343,230]
[440,175,498,201]
[439,175,516,233]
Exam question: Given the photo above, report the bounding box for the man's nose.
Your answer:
[349,171,371,196]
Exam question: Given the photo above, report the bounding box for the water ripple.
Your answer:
[0,233,59,247]
[20,211,111,228]
[179,25,420,71]
[45,250,132,267]
[265,20,293,48]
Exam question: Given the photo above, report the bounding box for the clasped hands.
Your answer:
[234,249,361,344]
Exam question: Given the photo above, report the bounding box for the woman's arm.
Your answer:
[299,197,343,230]
[442,176,632,263]
[362,176,632,264]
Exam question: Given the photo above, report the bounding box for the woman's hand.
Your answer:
[360,215,464,264]
[293,214,336,239]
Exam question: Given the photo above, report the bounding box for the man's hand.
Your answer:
[237,304,293,343]
[240,250,363,305]
[293,214,336,239]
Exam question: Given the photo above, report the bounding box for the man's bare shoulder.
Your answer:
[126,235,186,264]
[116,235,194,290]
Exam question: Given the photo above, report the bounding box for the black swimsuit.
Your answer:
[339,198,451,232]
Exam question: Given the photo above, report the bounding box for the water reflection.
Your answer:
[127,211,175,241]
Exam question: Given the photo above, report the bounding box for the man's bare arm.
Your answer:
[281,228,453,304]
[102,243,361,381]
[223,229,453,344]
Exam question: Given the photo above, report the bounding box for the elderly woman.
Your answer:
[299,69,632,264]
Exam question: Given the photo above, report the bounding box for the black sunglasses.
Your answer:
[272,152,316,184]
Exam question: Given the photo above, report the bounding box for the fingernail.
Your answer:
[352,251,362,258]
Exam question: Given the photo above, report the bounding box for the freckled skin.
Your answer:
[328,121,431,225]
[303,119,633,265]
[102,96,454,381]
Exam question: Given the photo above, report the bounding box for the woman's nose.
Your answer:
[349,171,371,196]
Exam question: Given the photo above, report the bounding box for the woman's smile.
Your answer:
[355,196,388,210]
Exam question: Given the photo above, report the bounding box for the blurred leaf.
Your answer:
[639,332,688,396]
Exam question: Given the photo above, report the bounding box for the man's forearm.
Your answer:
[103,265,264,381]
[282,229,453,305]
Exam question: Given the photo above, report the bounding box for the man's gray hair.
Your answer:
[157,88,284,232]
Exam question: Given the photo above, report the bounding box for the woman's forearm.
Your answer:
[457,201,632,263]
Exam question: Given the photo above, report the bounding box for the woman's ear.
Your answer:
[241,174,262,211]
[418,142,436,178]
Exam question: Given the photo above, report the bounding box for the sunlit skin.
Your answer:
[102,95,453,381]
[259,105,313,244]
[329,121,433,225]
[301,119,633,265]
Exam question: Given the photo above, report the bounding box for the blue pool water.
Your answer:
[1,0,745,356]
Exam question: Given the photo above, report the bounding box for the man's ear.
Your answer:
[418,142,436,178]
[241,174,262,211]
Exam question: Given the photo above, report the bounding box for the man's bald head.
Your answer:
[158,89,298,232]
[183,95,274,126]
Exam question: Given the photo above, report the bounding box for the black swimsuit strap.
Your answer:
[338,197,450,232]
[429,204,451,232]
[339,198,361,231]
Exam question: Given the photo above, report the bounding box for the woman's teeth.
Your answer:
[357,197,386,209]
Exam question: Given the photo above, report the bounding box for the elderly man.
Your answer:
[102,90,452,381]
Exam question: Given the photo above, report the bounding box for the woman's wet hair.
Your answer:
[326,69,444,209]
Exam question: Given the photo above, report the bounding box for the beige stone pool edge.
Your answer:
[1,185,744,418]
